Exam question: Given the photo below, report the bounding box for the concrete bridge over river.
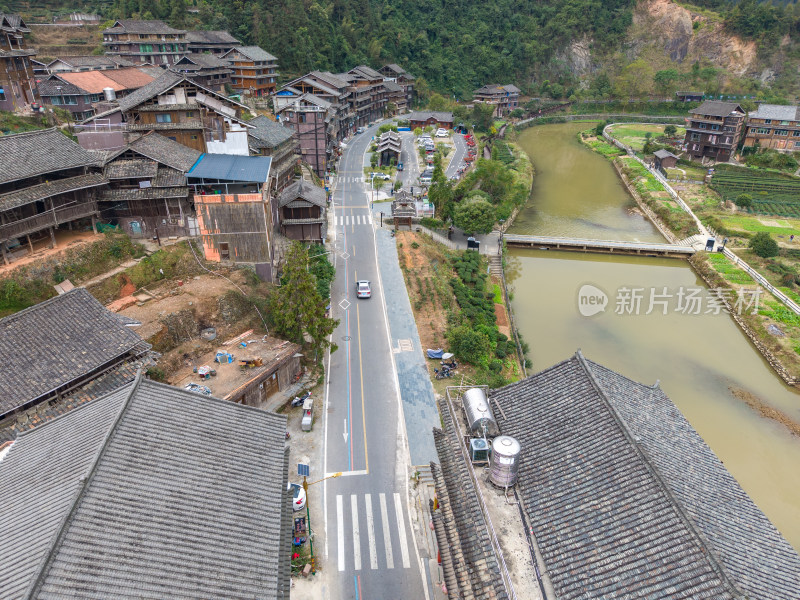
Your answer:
[503,233,697,258]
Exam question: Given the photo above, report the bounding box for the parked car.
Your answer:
[435,128,448,137]
[288,482,306,511]
[356,126,365,134]
[356,280,371,298]
[397,162,404,171]
[369,172,391,180]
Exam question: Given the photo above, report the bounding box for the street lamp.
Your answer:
[370,172,376,207]
[302,471,342,573]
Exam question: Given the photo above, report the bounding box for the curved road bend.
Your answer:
[320,123,428,600]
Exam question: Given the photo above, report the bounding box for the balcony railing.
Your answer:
[0,202,97,241]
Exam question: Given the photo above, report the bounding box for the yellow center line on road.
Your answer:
[357,302,369,474]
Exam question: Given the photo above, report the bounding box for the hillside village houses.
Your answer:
[0,13,37,112]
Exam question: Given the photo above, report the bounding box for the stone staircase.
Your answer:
[488,254,503,278]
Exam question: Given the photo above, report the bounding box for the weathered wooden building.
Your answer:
[78,71,253,155]
[185,30,241,55]
[0,13,37,112]
[170,53,233,94]
[102,19,188,66]
[188,154,275,279]
[277,179,326,243]
[0,129,107,265]
[376,130,401,166]
[247,115,299,191]
[99,132,202,239]
[222,46,279,97]
[684,100,745,163]
[743,104,800,153]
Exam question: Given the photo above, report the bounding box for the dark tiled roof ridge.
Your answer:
[0,287,85,327]
[573,351,746,599]
[21,374,141,598]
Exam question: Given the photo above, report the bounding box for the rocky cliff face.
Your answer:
[558,0,765,81]
[632,0,757,76]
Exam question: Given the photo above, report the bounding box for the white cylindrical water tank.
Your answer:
[103,87,117,101]
[462,387,498,437]
[489,435,520,488]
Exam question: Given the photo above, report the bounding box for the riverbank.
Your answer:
[581,124,800,384]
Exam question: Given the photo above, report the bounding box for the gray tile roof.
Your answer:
[749,103,800,121]
[689,100,744,117]
[381,63,405,75]
[431,396,509,600]
[225,45,277,62]
[407,111,454,123]
[382,80,403,93]
[587,358,800,600]
[0,129,102,186]
[127,132,202,172]
[103,19,185,35]
[248,115,295,149]
[654,149,678,159]
[116,70,183,113]
[48,55,135,69]
[0,375,292,599]
[36,75,85,97]
[0,13,29,32]
[104,158,158,179]
[174,52,230,70]
[309,70,349,90]
[489,351,800,600]
[0,172,107,212]
[99,186,188,201]
[0,353,153,443]
[279,178,326,208]
[185,30,241,44]
[0,288,147,417]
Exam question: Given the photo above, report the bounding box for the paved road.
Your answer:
[320,123,429,600]
[445,133,467,179]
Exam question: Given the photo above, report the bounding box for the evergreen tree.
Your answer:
[271,243,339,352]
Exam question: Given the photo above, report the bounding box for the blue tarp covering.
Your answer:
[187,154,272,183]
[426,348,444,359]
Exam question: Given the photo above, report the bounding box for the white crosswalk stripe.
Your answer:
[394,492,411,569]
[364,494,378,570]
[379,493,394,570]
[351,494,361,571]
[336,213,374,228]
[337,495,345,571]
[334,492,411,572]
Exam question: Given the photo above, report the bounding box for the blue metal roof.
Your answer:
[186,153,272,183]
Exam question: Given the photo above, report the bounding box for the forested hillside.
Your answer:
[7,0,800,98]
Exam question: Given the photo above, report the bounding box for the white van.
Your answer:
[356,126,366,134]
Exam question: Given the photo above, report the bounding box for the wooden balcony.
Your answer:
[0,202,98,242]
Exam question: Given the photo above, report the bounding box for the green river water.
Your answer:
[507,122,800,551]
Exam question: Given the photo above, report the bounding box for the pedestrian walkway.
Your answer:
[417,224,502,256]
[334,214,373,227]
[374,221,439,467]
[332,491,412,573]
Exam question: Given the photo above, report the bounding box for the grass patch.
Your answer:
[705,252,755,284]
[717,215,800,237]
[492,283,503,304]
[760,301,800,327]
[608,123,685,152]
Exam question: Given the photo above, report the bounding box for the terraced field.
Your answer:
[710,171,800,217]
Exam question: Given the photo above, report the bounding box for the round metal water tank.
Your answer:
[103,87,117,101]
[489,435,520,488]
[462,388,498,437]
